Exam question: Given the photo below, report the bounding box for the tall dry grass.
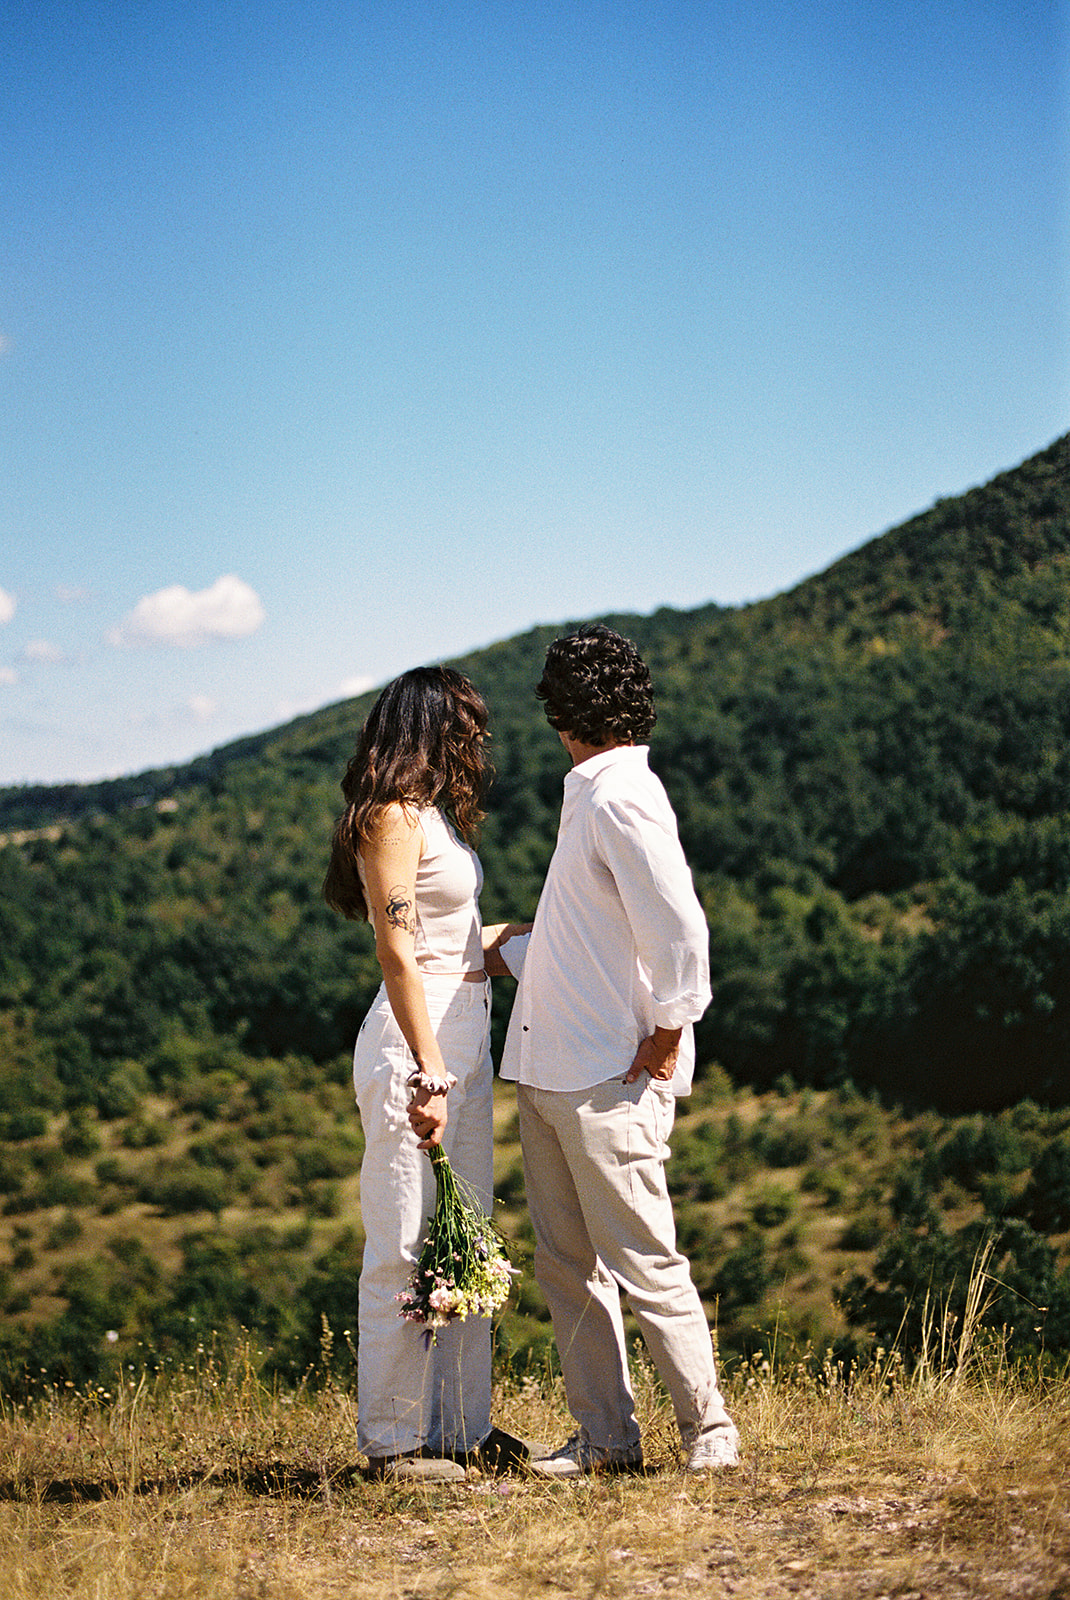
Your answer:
[1,1267,1068,1599]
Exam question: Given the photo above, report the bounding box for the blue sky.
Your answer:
[2,0,1066,786]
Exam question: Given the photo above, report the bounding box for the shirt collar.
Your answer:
[564,744,650,786]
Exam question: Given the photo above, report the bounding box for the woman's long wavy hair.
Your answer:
[323,666,490,921]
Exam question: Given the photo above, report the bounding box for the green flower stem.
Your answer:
[397,1145,515,1336]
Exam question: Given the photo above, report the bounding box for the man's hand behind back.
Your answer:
[624,1026,682,1083]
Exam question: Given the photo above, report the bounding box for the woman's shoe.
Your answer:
[365,1452,466,1483]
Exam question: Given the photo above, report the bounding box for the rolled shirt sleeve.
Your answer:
[498,930,530,980]
[591,794,711,1030]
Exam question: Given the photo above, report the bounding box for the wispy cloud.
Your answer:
[273,675,377,725]
[0,666,17,686]
[23,640,65,664]
[0,588,15,625]
[129,695,221,733]
[108,575,266,649]
[337,675,376,699]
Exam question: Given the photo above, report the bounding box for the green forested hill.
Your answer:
[2,434,1070,1389]
[3,433,1070,1116]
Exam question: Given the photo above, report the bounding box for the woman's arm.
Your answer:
[481,921,534,977]
[361,804,450,1147]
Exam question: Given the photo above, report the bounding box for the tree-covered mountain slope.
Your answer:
[2,433,1070,1111]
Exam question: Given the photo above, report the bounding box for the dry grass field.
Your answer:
[1,1327,1067,1600]
[2,1078,1068,1598]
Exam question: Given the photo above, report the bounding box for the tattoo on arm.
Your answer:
[384,884,417,936]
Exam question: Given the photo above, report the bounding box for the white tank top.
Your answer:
[361,806,484,973]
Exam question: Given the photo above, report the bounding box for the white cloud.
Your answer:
[56,585,91,604]
[337,675,376,699]
[0,587,15,625]
[188,695,217,722]
[108,574,266,649]
[24,639,65,664]
[0,666,17,686]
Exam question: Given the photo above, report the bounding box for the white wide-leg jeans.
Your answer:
[518,1073,733,1452]
[353,974,493,1460]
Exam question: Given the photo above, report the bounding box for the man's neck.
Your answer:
[560,733,634,768]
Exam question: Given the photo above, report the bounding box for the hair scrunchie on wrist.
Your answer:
[406,1068,457,1096]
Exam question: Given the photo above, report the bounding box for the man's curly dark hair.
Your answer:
[535,624,656,745]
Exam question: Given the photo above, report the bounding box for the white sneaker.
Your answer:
[529,1431,644,1478]
[686,1425,740,1472]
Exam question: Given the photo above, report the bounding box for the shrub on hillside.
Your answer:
[94,1155,133,1188]
[36,1170,96,1208]
[1018,1136,1070,1235]
[763,1121,819,1168]
[60,1111,101,1158]
[95,1065,148,1120]
[932,1115,1031,1192]
[45,1210,83,1250]
[291,1134,361,1186]
[711,1225,772,1314]
[0,1151,27,1196]
[750,1185,795,1228]
[801,1162,851,1207]
[0,1111,47,1141]
[302,1179,342,1218]
[141,1161,235,1218]
[120,1116,168,1148]
[839,1215,1070,1361]
[838,1209,885,1251]
[889,1165,937,1228]
[667,1122,729,1202]
[263,1228,363,1384]
[722,1113,763,1184]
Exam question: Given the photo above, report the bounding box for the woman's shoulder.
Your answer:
[362,801,424,847]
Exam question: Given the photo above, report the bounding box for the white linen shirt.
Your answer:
[499,744,711,1096]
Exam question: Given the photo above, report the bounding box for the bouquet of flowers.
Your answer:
[397,1145,516,1343]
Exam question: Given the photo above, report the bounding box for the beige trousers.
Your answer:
[518,1074,732,1451]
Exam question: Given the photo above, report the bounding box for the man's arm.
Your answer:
[592,795,711,1079]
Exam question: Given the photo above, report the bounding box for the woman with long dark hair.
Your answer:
[325,666,526,1481]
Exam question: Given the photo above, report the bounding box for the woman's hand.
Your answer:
[407,1084,448,1148]
[482,921,534,977]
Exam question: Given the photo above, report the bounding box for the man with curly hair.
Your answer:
[500,625,739,1476]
